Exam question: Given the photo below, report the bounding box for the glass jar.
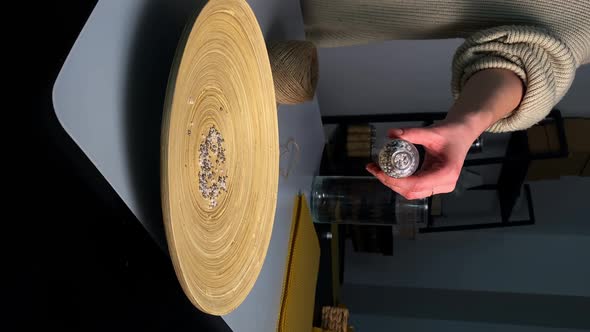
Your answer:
[310,176,428,227]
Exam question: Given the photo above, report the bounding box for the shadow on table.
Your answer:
[123,0,207,247]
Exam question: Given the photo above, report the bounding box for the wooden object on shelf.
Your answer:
[321,306,349,332]
[527,118,590,180]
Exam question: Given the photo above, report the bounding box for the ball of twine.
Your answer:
[268,40,319,105]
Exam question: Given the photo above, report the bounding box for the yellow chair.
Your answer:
[278,195,320,332]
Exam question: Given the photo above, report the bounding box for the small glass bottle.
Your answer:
[374,139,420,178]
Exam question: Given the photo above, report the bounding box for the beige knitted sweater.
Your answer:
[302,0,590,132]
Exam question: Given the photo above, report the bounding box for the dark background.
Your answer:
[14,2,230,330]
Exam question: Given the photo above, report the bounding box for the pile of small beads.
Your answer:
[198,126,228,208]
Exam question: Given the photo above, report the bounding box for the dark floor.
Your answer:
[13,2,230,330]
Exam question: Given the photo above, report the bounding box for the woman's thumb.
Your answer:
[388,127,432,145]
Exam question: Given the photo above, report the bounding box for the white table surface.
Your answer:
[52,0,325,330]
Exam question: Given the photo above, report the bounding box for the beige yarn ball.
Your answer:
[268,40,319,105]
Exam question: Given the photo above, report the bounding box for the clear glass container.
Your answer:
[311,176,428,227]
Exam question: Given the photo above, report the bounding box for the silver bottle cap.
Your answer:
[378,139,419,178]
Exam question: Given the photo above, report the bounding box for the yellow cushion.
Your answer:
[278,195,321,332]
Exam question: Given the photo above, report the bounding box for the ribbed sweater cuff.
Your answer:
[452,25,577,132]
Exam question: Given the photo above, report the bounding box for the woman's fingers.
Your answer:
[387,128,404,138]
[370,125,464,199]
[368,163,457,192]
[387,127,443,149]
[366,163,405,192]
[402,184,457,200]
[366,163,458,199]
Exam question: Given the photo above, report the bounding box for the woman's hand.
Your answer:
[366,123,476,200]
[366,68,524,199]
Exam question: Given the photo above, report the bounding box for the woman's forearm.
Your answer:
[368,69,525,199]
[442,68,524,139]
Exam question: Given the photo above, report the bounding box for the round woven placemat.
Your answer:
[161,0,279,315]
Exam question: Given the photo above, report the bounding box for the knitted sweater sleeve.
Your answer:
[452,26,579,132]
[302,0,590,132]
